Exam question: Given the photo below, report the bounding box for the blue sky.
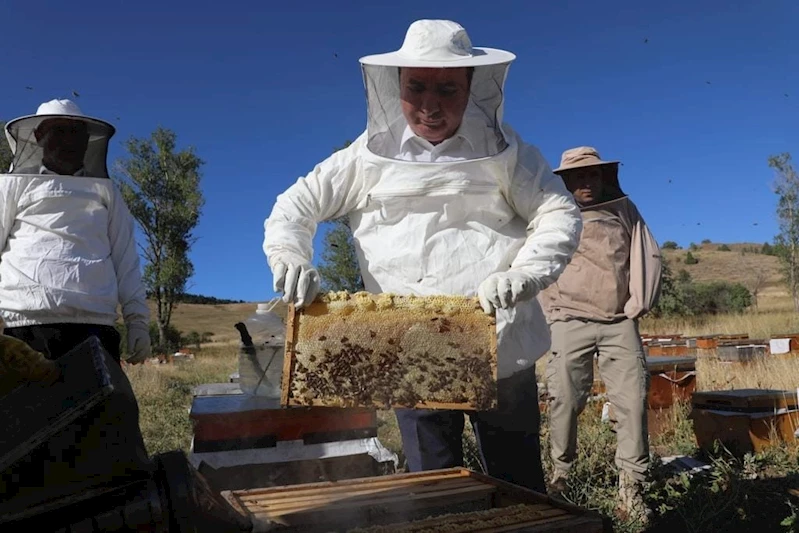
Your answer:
[3,0,798,302]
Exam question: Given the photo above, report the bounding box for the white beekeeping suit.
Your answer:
[264,20,582,379]
[0,99,151,363]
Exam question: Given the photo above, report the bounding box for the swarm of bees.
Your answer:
[286,292,498,411]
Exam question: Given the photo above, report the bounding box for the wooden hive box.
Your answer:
[282,293,498,411]
[189,393,378,453]
[223,468,608,533]
[647,356,697,410]
[690,389,799,455]
[716,342,769,362]
[771,333,799,353]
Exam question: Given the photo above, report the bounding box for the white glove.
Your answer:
[272,254,321,308]
[126,322,152,364]
[478,271,539,315]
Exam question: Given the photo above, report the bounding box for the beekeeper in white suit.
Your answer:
[1,99,151,365]
[264,19,582,492]
[0,98,154,496]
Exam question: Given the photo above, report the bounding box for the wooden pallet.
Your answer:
[282,293,498,411]
[224,468,606,533]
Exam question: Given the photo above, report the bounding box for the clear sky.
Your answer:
[3,0,797,302]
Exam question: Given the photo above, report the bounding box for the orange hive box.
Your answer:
[690,389,799,455]
[190,394,377,453]
[223,468,607,533]
[282,292,498,411]
[647,356,697,410]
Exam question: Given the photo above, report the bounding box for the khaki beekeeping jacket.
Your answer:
[538,176,662,324]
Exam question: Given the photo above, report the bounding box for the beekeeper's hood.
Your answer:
[359,19,515,160]
[4,99,115,178]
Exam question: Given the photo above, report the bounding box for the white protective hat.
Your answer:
[359,19,516,68]
[4,99,116,177]
[359,20,516,160]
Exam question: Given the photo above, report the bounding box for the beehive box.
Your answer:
[770,334,799,353]
[690,389,799,455]
[647,356,697,409]
[224,468,607,533]
[282,293,498,411]
[696,334,750,350]
[647,343,692,357]
[189,393,378,453]
[716,342,769,362]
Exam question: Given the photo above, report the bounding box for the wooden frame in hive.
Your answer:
[223,468,607,533]
[281,292,499,411]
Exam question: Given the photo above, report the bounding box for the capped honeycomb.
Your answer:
[283,292,498,411]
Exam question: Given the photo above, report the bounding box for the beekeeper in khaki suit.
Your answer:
[539,147,662,520]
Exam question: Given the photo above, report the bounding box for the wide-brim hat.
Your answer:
[4,99,115,154]
[359,19,516,68]
[553,146,619,174]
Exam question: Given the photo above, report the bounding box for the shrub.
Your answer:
[685,251,699,265]
[718,244,731,251]
[661,241,679,250]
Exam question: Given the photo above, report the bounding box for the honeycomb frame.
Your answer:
[281,292,498,411]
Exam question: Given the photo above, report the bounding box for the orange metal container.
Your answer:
[190,394,377,453]
[647,356,697,409]
[690,389,799,455]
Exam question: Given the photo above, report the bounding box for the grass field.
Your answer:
[127,246,799,532]
[127,309,799,533]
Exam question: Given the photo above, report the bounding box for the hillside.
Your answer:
[161,242,789,343]
[660,242,786,308]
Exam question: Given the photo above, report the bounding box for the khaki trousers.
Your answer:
[546,318,650,481]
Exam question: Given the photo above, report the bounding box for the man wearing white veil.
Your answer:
[264,20,582,492]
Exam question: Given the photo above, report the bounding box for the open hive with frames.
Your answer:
[281,292,498,411]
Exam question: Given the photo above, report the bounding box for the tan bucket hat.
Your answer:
[553,146,619,174]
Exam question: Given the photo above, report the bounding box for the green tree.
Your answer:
[761,242,775,255]
[685,251,699,265]
[718,244,731,251]
[317,140,365,293]
[0,121,12,173]
[114,127,205,347]
[661,241,679,250]
[770,153,799,312]
[651,259,691,317]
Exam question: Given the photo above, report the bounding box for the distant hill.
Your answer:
[158,242,790,342]
[660,242,787,308]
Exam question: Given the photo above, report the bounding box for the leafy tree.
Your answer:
[317,140,365,293]
[651,259,752,317]
[685,251,699,265]
[718,244,731,251]
[0,121,12,173]
[761,242,775,255]
[148,321,183,354]
[651,259,690,317]
[689,243,699,251]
[701,239,712,244]
[661,241,679,250]
[769,153,799,312]
[114,127,205,347]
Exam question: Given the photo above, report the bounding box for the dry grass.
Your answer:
[661,243,783,291]
[126,345,237,455]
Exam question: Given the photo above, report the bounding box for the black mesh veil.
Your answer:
[5,115,115,178]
